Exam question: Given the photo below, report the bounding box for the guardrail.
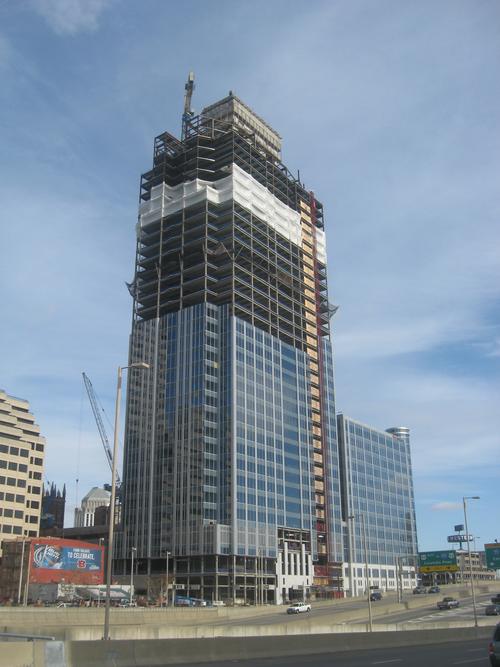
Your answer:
[0,632,55,641]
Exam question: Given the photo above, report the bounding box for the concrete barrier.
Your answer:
[65,627,494,667]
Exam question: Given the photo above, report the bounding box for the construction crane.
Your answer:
[82,372,120,486]
[182,71,195,140]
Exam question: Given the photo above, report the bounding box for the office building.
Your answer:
[119,89,343,603]
[337,415,418,594]
[0,390,45,551]
[74,486,111,528]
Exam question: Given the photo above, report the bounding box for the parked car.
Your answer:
[287,602,311,614]
[427,586,441,594]
[491,595,500,605]
[489,623,500,666]
[413,586,427,594]
[486,605,500,617]
[370,591,383,601]
[437,597,460,610]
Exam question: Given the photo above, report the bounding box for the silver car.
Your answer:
[437,597,459,610]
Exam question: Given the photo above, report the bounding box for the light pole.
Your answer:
[165,551,171,607]
[130,547,136,605]
[463,495,480,629]
[349,514,372,631]
[103,362,149,641]
[17,539,26,605]
[360,513,373,632]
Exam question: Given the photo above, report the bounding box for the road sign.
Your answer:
[418,550,458,573]
[485,544,500,570]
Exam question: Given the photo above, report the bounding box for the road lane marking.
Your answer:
[452,659,488,664]
[372,660,402,664]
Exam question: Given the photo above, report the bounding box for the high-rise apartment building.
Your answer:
[337,415,418,594]
[0,390,45,550]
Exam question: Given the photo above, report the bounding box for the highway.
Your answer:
[166,637,489,667]
[191,592,498,628]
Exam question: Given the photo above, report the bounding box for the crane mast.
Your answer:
[82,372,121,486]
[182,71,195,140]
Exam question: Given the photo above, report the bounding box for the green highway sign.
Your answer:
[418,550,458,573]
[485,544,500,570]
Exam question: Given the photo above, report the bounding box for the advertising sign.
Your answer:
[485,544,500,570]
[418,550,458,573]
[29,538,104,585]
[447,534,472,543]
[454,524,464,532]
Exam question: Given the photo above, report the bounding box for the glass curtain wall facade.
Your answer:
[337,414,418,595]
[119,94,344,602]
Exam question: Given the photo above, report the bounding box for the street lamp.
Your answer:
[130,547,137,605]
[463,495,480,629]
[103,362,149,641]
[348,514,373,632]
[164,551,171,607]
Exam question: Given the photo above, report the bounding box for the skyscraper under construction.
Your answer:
[118,80,416,602]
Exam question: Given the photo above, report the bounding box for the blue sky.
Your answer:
[1,0,499,552]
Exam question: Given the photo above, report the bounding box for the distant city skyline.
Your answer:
[0,0,498,553]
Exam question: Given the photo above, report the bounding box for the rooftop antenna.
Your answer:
[182,71,195,140]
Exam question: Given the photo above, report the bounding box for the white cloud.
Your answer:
[31,0,114,35]
[431,502,463,511]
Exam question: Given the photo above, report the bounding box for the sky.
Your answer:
[0,0,499,553]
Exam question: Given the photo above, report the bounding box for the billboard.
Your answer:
[447,534,472,543]
[418,550,458,573]
[29,538,104,585]
[485,544,500,570]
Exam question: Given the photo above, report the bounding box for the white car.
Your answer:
[287,602,311,614]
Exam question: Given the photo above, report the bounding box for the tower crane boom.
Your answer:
[82,372,121,486]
